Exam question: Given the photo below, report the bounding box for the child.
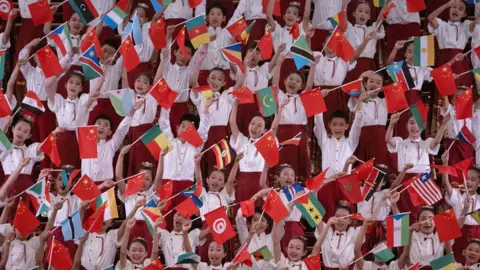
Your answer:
[456,240,480,269]
[0,8,15,52]
[16,0,45,63]
[476,103,480,167]
[230,0,268,43]
[44,13,85,59]
[196,242,232,270]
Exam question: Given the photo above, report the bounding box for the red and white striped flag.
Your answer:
[404,173,442,206]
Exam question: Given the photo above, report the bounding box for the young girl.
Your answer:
[196,242,232,270]
[456,240,480,269]
[308,0,349,51]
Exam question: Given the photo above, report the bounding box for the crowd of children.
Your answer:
[0,0,479,269]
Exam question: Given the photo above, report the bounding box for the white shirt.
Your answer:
[199,187,235,218]
[48,33,84,59]
[118,22,155,62]
[358,261,401,270]
[0,33,11,50]
[190,88,234,127]
[81,230,119,270]
[407,65,433,90]
[312,0,342,29]
[410,231,445,267]
[386,0,421,25]
[132,94,158,127]
[270,255,308,270]
[115,259,152,270]
[163,0,194,20]
[244,63,271,91]
[387,137,440,173]
[474,109,480,166]
[158,228,204,270]
[348,97,388,126]
[5,237,40,270]
[456,263,480,270]
[317,224,360,268]
[91,59,124,97]
[272,21,305,50]
[446,189,480,226]
[119,186,157,221]
[47,193,80,227]
[428,19,473,50]
[357,189,391,220]
[18,0,51,19]
[314,112,363,177]
[441,103,473,139]
[230,133,270,173]
[235,209,274,254]
[0,143,44,175]
[231,0,266,21]
[472,24,480,68]
[48,94,94,130]
[278,91,307,125]
[345,23,385,59]
[197,262,232,270]
[196,26,233,70]
[313,53,356,86]
[161,55,194,103]
[81,116,132,182]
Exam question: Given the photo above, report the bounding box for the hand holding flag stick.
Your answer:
[319,26,338,56]
[47,235,56,270]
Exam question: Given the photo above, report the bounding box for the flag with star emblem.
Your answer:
[413,35,434,66]
[240,199,255,218]
[263,189,289,222]
[254,130,279,167]
[328,10,348,31]
[433,208,462,242]
[71,174,101,201]
[294,192,326,228]
[342,79,364,97]
[383,82,408,113]
[103,3,127,29]
[25,177,51,216]
[211,139,232,169]
[291,34,314,70]
[387,61,415,89]
[256,86,279,117]
[455,87,473,120]
[410,101,428,131]
[300,88,327,117]
[185,15,209,48]
[39,132,61,166]
[46,239,73,270]
[178,123,203,147]
[289,20,300,40]
[13,200,40,237]
[80,26,103,57]
[141,125,172,160]
[404,173,442,206]
[304,253,321,270]
[149,78,178,110]
[49,23,73,57]
[77,125,98,159]
[123,172,146,198]
[144,258,164,270]
[157,181,173,211]
[354,159,374,181]
[68,0,99,24]
[258,28,273,60]
[149,17,167,50]
[227,17,248,40]
[175,26,190,59]
[220,43,245,73]
[454,157,474,175]
[80,45,103,80]
[22,90,45,115]
[175,198,200,218]
[230,86,255,104]
[457,125,476,145]
[326,28,355,62]
[337,173,363,203]
[386,212,410,247]
[141,207,164,236]
[306,168,329,190]
[119,35,141,72]
[84,202,106,233]
[29,0,53,26]
[431,64,457,96]
[36,45,63,78]
[430,253,455,270]
[60,210,84,241]
[232,244,253,267]
[205,207,236,245]
[109,88,135,116]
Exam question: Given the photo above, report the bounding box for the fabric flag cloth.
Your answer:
[256,86,279,117]
[77,126,98,159]
[150,0,164,12]
[176,252,201,264]
[404,173,442,206]
[293,192,326,228]
[140,125,171,160]
[406,0,426,12]
[240,199,256,218]
[383,82,408,113]
[386,60,415,89]
[94,188,119,220]
[103,4,127,29]
[143,259,164,270]
[467,209,480,224]
[60,167,80,187]
[408,263,420,270]
[232,244,253,267]
[204,207,236,245]
[46,240,73,270]
[280,132,302,146]
[181,182,203,203]
[337,174,363,203]
[410,101,428,131]
[289,20,300,40]
[354,159,374,181]
[178,123,203,147]
[373,243,395,262]
[28,0,53,26]
[299,88,327,117]
[22,90,45,115]
[328,10,348,31]
[251,246,273,261]
[13,200,40,237]
[149,78,178,110]
[39,132,61,166]
[432,164,458,177]
[431,64,457,96]
[188,0,202,8]
[175,27,190,59]
[108,88,134,116]
[60,210,84,241]
[0,90,10,117]
[80,45,103,80]
[150,17,167,50]
[430,253,455,270]
[373,0,385,7]
[123,172,146,198]
[386,213,410,247]
[413,35,435,66]
[156,181,173,210]
[306,168,328,190]
[342,79,364,97]
[141,207,163,236]
[227,17,247,40]
[80,26,103,57]
[0,50,5,80]
[85,202,106,233]
[191,85,212,99]
[304,253,321,270]
[175,198,200,218]
[0,0,12,20]
[262,0,281,15]
[0,129,11,152]
[119,35,141,72]
[25,178,51,216]
[363,170,384,201]
[472,67,480,82]
[326,28,355,62]
[455,87,473,120]
[454,157,474,175]
[230,86,255,104]
[36,45,63,78]
[68,0,99,24]
[291,35,314,70]
[129,11,143,46]
[281,183,305,202]
[185,15,209,48]
[254,130,279,167]
[220,43,245,73]
[474,46,480,60]
[258,28,273,60]
[211,139,232,169]
[382,2,396,17]
[72,174,101,201]
[238,21,255,44]
[49,23,72,57]
[433,208,462,242]
[457,125,476,144]
[263,189,289,222]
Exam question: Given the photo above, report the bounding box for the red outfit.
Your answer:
[452,224,480,265]
[356,126,388,165]
[281,221,304,257]
[168,102,191,137]
[277,124,311,179]
[385,23,421,62]
[129,220,154,257]
[56,130,80,169]
[344,57,376,83]
[443,139,474,185]
[127,123,157,176]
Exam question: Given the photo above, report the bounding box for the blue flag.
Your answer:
[281,183,305,202]
[150,0,164,12]
[127,11,143,46]
[61,210,84,241]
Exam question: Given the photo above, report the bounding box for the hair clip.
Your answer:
[136,3,149,9]
[289,1,301,7]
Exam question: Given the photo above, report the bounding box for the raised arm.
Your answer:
[431,114,450,150]
[118,218,136,270]
[315,218,336,250]
[2,9,17,46]
[152,148,168,191]
[386,40,405,66]
[390,163,413,189]
[266,0,277,30]
[397,224,415,269]
[271,98,288,137]
[268,43,286,73]
[118,198,145,242]
[302,0,312,32]
[0,231,15,269]
[272,222,285,264]
[353,220,375,269]
[45,201,64,232]
[6,62,20,104]
[229,99,240,138]
[115,145,132,194]
[188,45,208,89]
[154,26,175,84]
[226,153,243,197]
[441,152,453,196]
[304,61,317,92]
[0,158,30,201]
[72,233,89,270]
[386,113,400,148]
[150,218,162,261]
[427,1,453,29]
[349,32,375,64]
[272,54,284,90]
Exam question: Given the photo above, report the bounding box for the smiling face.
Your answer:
[449,1,467,22]
[207,69,226,92]
[284,72,303,94]
[248,116,267,139]
[277,167,296,187]
[334,208,352,231]
[128,241,148,264]
[134,74,151,95]
[418,209,435,234]
[287,238,307,262]
[68,13,84,35]
[366,73,383,91]
[12,121,32,145]
[66,74,83,99]
[139,169,153,192]
[405,43,414,65]
[135,7,148,25]
[328,117,349,139]
[463,242,480,265]
[283,6,300,27]
[173,211,188,232]
[208,242,226,266]
[407,116,421,139]
[353,3,371,25]
[207,7,226,28]
[95,118,112,140]
[206,170,226,192]
[465,169,480,194]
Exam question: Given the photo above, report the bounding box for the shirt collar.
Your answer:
[326,56,338,61]
[448,20,461,26]
[409,137,421,143]
[354,24,367,28]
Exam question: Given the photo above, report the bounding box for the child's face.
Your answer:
[248,116,266,139]
[405,44,414,64]
[101,45,116,62]
[135,7,148,25]
[328,117,349,139]
[134,75,151,95]
[406,116,421,138]
[418,210,434,234]
[449,1,467,22]
[174,47,192,66]
[366,74,383,91]
[208,242,226,266]
[353,3,371,25]
[334,208,352,231]
[68,14,84,35]
[466,170,480,194]
[173,212,187,231]
[207,7,226,28]
[177,120,193,139]
[287,239,306,262]
[139,170,153,192]
[324,46,336,57]
[283,6,300,26]
[95,119,112,140]
[206,171,226,192]
[65,75,83,98]
[277,167,295,187]
[284,73,303,94]
[463,242,480,265]
[12,121,32,144]
[246,49,261,66]
[250,213,269,233]
[207,70,226,92]
[128,241,148,264]
[55,174,66,194]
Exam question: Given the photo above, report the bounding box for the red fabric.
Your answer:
[127,123,157,176]
[281,221,304,256]
[164,18,186,64]
[246,19,267,47]
[299,89,327,117]
[56,65,89,98]
[72,175,101,201]
[235,172,262,204]
[163,180,195,231]
[317,180,350,222]
[198,222,213,263]
[319,85,349,127]
[344,57,376,83]
[168,102,190,137]
[46,227,77,260]
[123,173,146,198]
[277,124,311,179]
[77,126,98,159]
[201,125,230,176]
[356,126,388,165]
[397,173,420,223]
[394,90,422,139]
[150,18,167,51]
[452,224,480,265]
[119,36,141,72]
[254,131,279,167]
[383,83,409,113]
[443,138,474,185]
[39,132,61,167]
[127,62,152,89]
[129,220,154,257]
[433,208,462,242]
[13,200,39,238]
[438,49,472,87]
[13,19,44,67]
[385,23,421,62]
[337,174,363,203]
[204,207,236,244]
[198,69,234,89]
[56,130,80,168]
[310,29,330,51]
[264,189,289,222]
[178,123,203,147]
[236,101,259,135]
[88,98,123,131]
[36,46,63,78]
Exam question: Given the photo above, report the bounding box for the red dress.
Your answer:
[127,123,157,176]
[277,125,311,179]
[385,23,421,62]
[56,131,80,169]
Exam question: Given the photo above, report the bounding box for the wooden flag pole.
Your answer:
[319,26,338,56]
[47,235,56,270]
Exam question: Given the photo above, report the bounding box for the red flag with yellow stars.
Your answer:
[254,130,279,167]
[258,28,274,60]
[80,26,103,57]
[239,199,255,218]
[149,78,178,110]
[304,253,321,270]
[382,82,408,113]
[119,35,140,72]
[262,0,281,16]
[178,123,203,147]
[289,20,300,40]
[326,28,355,62]
[354,159,374,181]
[337,174,363,203]
[71,174,101,201]
[175,26,190,60]
[144,258,164,270]
[84,202,106,233]
[123,172,146,198]
[433,208,462,242]
[232,244,253,267]
[431,64,457,96]
[76,125,98,159]
[230,86,255,104]
[150,17,166,51]
[226,17,247,40]
[455,87,473,120]
[46,240,73,270]
[306,168,329,190]
[39,132,61,167]
[36,45,63,78]
[28,0,53,26]
[263,189,289,222]
[156,181,173,211]
[0,90,12,117]
[299,88,327,117]
[13,200,40,237]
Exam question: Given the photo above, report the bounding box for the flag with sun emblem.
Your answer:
[80,45,103,80]
[255,86,279,117]
[254,130,279,167]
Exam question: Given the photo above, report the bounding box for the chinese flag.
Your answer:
[337,174,363,203]
[306,168,329,190]
[149,17,166,51]
[263,189,289,222]
[46,240,73,270]
[354,159,374,181]
[326,28,355,62]
[80,27,103,57]
[262,0,281,16]
[178,123,203,147]
[433,208,462,242]
[254,130,279,167]
[289,20,300,40]
[382,2,396,17]
[13,200,40,237]
[258,28,273,60]
[119,35,141,72]
[455,87,473,120]
[144,258,164,270]
[474,46,480,59]
[149,78,178,110]
[0,91,12,117]
[232,244,253,267]
[300,88,327,117]
[226,17,247,39]
[29,0,53,26]
[175,26,189,59]
[406,0,426,12]
[77,125,98,159]
[304,254,321,270]
[175,198,199,218]
[383,82,408,113]
[123,172,146,198]
[157,181,173,211]
[240,199,255,218]
[230,86,255,104]
[454,157,474,175]
[84,202,106,233]
[431,164,458,177]
[431,64,457,96]
[36,45,63,78]
[71,174,101,201]
[39,132,61,167]
[204,207,236,245]
[188,0,202,8]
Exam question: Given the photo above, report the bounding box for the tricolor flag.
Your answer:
[413,35,435,67]
[94,188,119,220]
[280,132,302,146]
[386,213,410,247]
[456,125,476,145]
[185,15,209,49]
[0,129,11,152]
[226,17,247,40]
[409,101,428,131]
[373,0,385,7]
[22,90,45,115]
[237,21,255,44]
[140,125,172,160]
[193,85,213,100]
[328,10,348,31]
[430,253,455,270]
[103,5,127,29]
[293,192,326,228]
[472,67,480,81]
[49,23,73,57]
[211,139,232,170]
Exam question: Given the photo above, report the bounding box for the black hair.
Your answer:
[335,204,352,215]
[179,113,200,129]
[247,207,273,234]
[285,71,306,88]
[94,114,113,128]
[467,239,480,248]
[128,237,148,250]
[246,41,260,53]
[13,117,33,132]
[66,71,85,85]
[275,164,294,176]
[175,40,195,56]
[402,42,414,56]
[469,166,480,177]
[206,3,227,16]
[251,113,271,130]
[103,38,120,51]
[417,206,435,220]
[139,162,154,176]
[289,236,308,254]
[329,110,349,123]
[286,2,302,14]
[135,72,153,85]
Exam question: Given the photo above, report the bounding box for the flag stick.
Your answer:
[464,48,473,56]
[326,78,363,94]
[375,18,383,32]
[397,106,411,115]
[446,139,456,152]
[463,171,469,197]
[375,66,387,73]
[319,26,338,56]
[47,235,56,270]
[355,158,387,174]
[87,205,107,232]
[350,245,381,266]
[396,183,412,195]
[11,107,21,118]
[456,69,471,78]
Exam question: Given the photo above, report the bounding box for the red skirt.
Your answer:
[279,59,298,91]
[1,174,34,221]
[317,180,352,221]
[443,138,474,185]
[324,266,353,270]
[344,57,376,83]
[236,101,259,136]
[246,19,267,46]
[127,62,152,89]
[88,98,123,130]
[277,124,311,179]
[128,123,157,176]
[165,18,187,64]
[198,222,212,263]
[281,221,304,257]
[236,172,262,204]
[162,179,195,231]
[311,29,330,51]
[394,90,422,139]
[129,220,154,257]
[56,130,80,169]
[98,27,116,44]
[169,102,190,137]
[14,19,44,65]
[356,125,388,165]
[57,66,90,98]
[438,48,472,87]
[397,173,420,223]
[452,224,480,264]
[201,125,230,176]
[385,23,421,62]
[320,85,349,126]
[199,69,233,89]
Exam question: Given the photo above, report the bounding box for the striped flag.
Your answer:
[280,132,302,146]
[413,35,435,67]
[0,50,5,80]
[373,0,385,7]
[472,67,480,81]
[328,10,348,31]
[60,210,84,241]
[0,129,11,152]
[386,213,410,247]
[457,125,476,144]
[49,23,73,57]
[80,45,103,80]
[280,183,305,202]
[404,173,442,206]
[103,5,127,29]
[211,139,232,169]
[290,35,314,70]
